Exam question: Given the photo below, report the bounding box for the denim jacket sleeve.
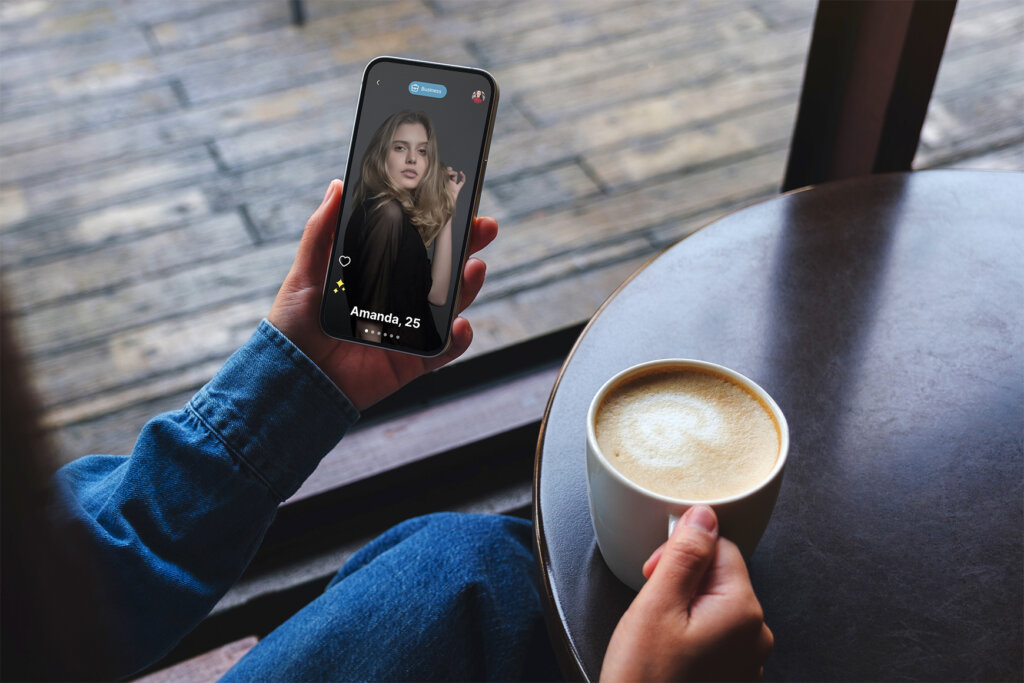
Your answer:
[49,319,360,679]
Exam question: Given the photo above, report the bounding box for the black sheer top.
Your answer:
[342,199,441,350]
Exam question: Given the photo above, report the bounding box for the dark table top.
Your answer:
[533,170,1023,682]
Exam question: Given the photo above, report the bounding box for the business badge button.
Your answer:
[408,81,446,98]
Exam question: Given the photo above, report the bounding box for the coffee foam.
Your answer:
[594,367,779,501]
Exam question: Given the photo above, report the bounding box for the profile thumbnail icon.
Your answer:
[472,90,485,104]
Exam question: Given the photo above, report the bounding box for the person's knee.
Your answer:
[409,512,535,585]
[333,512,533,588]
[416,511,530,553]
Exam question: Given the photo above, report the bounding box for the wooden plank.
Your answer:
[4,74,367,185]
[482,147,785,275]
[0,28,152,85]
[0,186,29,228]
[241,182,343,243]
[10,147,218,227]
[0,0,65,26]
[178,81,348,136]
[117,0,254,26]
[486,162,603,220]
[480,237,654,303]
[34,298,270,418]
[944,3,1024,56]
[147,81,350,154]
[0,2,123,52]
[15,240,294,356]
[213,103,355,171]
[747,0,817,30]
[166,41,341,107]
[3,56,163,117]
[153,1,472,106]
[943,141,1024,171]
[584,100,797,189]
[207,147,339,214]
[324,6,472,66]
[487,63,801,184]
[148,3,290,52]
[930,39,1024,98]
[916,80,1024,168]
[0,187,209,268]
[4,212,253,311]
[1,116,178,185]
[457,0,655,54]
[432,0,627,29]
[464,253,654,360]
[470,1,739,67]
[518,23,809,126]
[491,8,770,95]
[945,0,1023,21]
[133,636,258,683]
[1,79,353,183]
[0,84,182,156]
[917,39,1024,168]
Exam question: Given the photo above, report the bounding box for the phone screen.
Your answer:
[319,57,498,356]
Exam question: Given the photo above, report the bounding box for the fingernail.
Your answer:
[684,505,717,534]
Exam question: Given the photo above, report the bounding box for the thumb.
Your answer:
[644,505,719,602]
[422,316,473,373]
[291,179,342,285]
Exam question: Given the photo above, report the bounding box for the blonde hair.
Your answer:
[352,110,454,246]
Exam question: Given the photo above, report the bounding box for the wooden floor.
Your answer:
[1,0,1022,465]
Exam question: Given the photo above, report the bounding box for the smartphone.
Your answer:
[319,56,499,357]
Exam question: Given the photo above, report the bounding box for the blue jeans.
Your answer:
[221,513,562,682]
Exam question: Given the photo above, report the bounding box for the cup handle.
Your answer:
[668,512,681,539]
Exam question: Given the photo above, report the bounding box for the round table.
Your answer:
[533,170,1023,681]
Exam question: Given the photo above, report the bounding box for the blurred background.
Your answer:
[1,0,1021,465]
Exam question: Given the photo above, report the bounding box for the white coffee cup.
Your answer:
[586,359,789,591]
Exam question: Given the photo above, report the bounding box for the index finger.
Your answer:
[467,216,498,255]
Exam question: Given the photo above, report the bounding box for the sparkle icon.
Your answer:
[333,279,345,293]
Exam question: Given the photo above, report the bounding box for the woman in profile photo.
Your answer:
[343,109,465,351]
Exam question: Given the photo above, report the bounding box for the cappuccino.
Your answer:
[594,367,779,501]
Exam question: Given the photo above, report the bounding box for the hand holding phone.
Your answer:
[268,179,498,411]
[319,57,499,357]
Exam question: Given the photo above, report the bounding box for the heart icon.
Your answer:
[339,255,351,267]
